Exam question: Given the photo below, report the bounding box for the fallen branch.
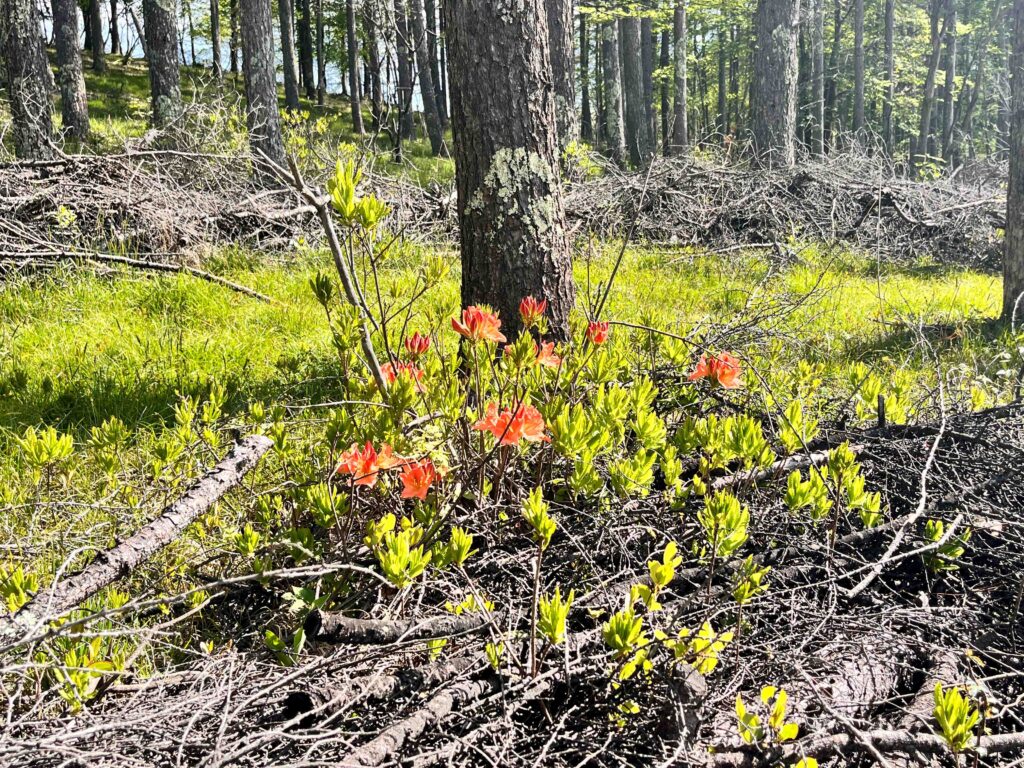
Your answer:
[0,435,273,646]
[304,611,492,645]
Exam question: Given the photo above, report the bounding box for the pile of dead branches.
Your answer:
[3,398,1024,767]
[564,152,1008,266]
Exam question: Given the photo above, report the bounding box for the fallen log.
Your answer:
[0,435,273,647]
[339,675,502,766]
[304,611,492,645]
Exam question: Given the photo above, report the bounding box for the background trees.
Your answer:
[1004,0,1023,320]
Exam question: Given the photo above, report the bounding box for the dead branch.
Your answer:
[304,611,492,645]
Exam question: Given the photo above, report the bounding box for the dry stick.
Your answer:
[0,435,273,645]
[256,150,388,393]
[708,445,863,493]
[338,675,503,767]
[304,611,491,645]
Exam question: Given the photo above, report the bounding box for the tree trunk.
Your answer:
[717,24,727,137]
[601,19,625,162]
[751,0,802,165]
[642,16,656,147]
[853,0,865,136]
[240,0,287,176]
[620,16,650,166]
[660,27,670,155]
[424,0,447,127]
[672,1,689,152]
[143,0,182,126]
[882,0,895,151]
[187,0,197,65]
[90,0,107,71]
[824,0,842,145]
[109,0,120,54]
[230,0,239,73]
[315,0,325,105]
[581,11,593,142]
[941,0,958,161]
[126,1,146,56]
[346,0,364,132]
[409,0,444,153]
[809,0,825,154]
[280,0,300,109]
[915,0,948,171]
[394,0,414,141]
[0,0,54,159]
[364,3,383,129]
[1003,0,1023,321]
[298,0,314,97]
[444,0,575,342]
[545,0,577,148]
[211,0,223,78]
[52,0,90,141]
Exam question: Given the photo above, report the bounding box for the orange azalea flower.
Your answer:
[381,361,426,392]
[535,341,562,369]
[473,403,551,446]
[337,441,408,487]
[452,306,507,343]
[587,321,610,345]
[399,459,439,500]
[404,332,431,359]
[688,352,743,389]
[519,296,548,329]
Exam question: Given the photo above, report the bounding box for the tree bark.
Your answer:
[109,0,120,54]
[940,0,958,161]
[580,11,593,142]
[853,0,865,136]
[240,0,287,177]
[211,0,223,78]
[409,0,444,153]
[364,3,383,129]
[672,1,689,152]
[809,0,825,154]
[445,0,575,342]
[1004,0,1024,321]
[315,0,325,105]
[717,24,728,137]
[882,0,895,151]
[0,0,53,159]
[52,0,91,141]
[230,0,239,73]
[546,0,577,148]
[424,0,447,127]
[642,16,656,146]
[394,0,414,141]
[601,19,625,163]
[280,0,301,109]
[143,0,182,127]
[660,27,670,155]
[621,16,651,166]
[297,0,315,97]
[751,0,802,165]
[915,0,949,171]
[346,0,364,132]
[90,0,107,71]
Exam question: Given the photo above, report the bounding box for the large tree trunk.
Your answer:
[240,0,287,177]
[52,0,91,141]
[90,0,107,71]
[394,0,414,142]
[882,0,895,151]
[211,0,223,78]
[809,0,825,154]
[672,1,689,152]
[143,0,182,127]
[620,16,651,166]
[660,27,670,155]
[280,0,300,109]
[642,16,656,146]
[1004,0,1023,321]
[601,20,625,163]
[853,0,865,136]
[298,0,315,97]
[546,0,577,148]
[346,0,364,132]
[751,0,802,165]
[445,0,575,342]
[409,0,443,153]
[580,11,593,142]
[0,0,53,159]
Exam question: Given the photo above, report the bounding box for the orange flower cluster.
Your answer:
[688,352,743,389]
[404,332,430,359]
[399,459,440,500]
[535,341,562,369]
[587,321,610,345]
[519,296,548,329]
[452,306,506,343]
[382,361,425,391]
[338,442,441,499]
[473,403,551,446]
